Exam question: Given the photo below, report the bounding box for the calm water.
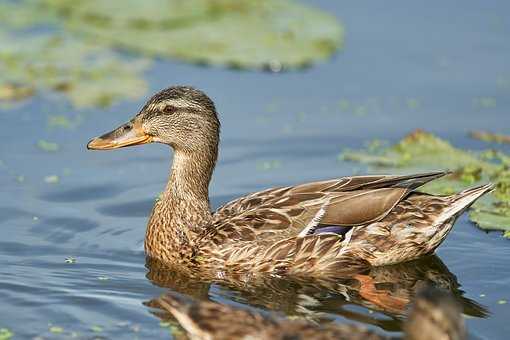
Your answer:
[1,1,510,339]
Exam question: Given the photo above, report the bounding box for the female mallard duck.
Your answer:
[151,287,466,340]
[88,86,493,277]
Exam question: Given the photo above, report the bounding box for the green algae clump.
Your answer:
[42,0,343,70]
[342,129,510,237]
[0,32,149,108]
[0,0,343,107]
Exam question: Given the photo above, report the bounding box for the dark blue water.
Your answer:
[1,1,509,338]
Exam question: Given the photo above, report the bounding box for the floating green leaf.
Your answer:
[37,139,60,152]
[342,129,510,237]
[0,31,149,108]
[90,325,103,332]
[49,326,64,333]
[257,160,282,171]
[44,175,60,184]
[38,0,343,70]
[1,0,342,107]
[0,328,13,340]
[47,114,83,129]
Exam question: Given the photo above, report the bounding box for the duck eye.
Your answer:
[163,105,177,114]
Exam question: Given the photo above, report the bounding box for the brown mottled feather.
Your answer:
[88,86,493,278]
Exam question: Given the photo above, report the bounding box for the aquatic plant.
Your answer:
[0,0,343,107]
[0,31,149,108]
[343,130,510,238]
[40,0,343,70]
[470,130,510,144]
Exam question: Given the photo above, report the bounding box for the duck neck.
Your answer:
[165,147,215,216]
[145,144,217,260]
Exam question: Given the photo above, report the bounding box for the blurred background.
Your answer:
[0,0,509,339]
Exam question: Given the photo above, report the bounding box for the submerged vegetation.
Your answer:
[0,0,343,107]
[343,130,510,238]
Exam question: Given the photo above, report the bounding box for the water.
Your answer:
[1,0,510,338]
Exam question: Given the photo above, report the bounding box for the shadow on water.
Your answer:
[144,255,488,334]
[0,207,32,223]
[40,184,126,202]
[30,217,99,242]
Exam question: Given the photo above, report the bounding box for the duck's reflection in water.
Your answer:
[145,255,487,334]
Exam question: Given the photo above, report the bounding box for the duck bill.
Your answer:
[87,121,152,150]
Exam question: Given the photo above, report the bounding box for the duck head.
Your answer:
[87,86,220,154]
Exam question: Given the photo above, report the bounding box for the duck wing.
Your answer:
[206,171,448,246]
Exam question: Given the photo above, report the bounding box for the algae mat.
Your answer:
[0,0,343,107]
[343,130,510,238]
[0,32,149,108]
[43,0,343,70]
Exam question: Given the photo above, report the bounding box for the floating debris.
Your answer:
[406,98,420,109]
[44,175,60,184]
[338,99,350,111]
[342,129,510,237]
[256,160,282,171]
[90,325,103,332]
[0,84,34,101]
[473,97,497,109]
[49,326,64,334]
[37,140,60,152]
[64,257,76,264]
[470,131,510,144]
[47,114,83,130]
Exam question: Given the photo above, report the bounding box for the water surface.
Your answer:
[1,1,509,339]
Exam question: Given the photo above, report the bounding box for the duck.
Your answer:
[87,86,493,278]
[151,287,466,340]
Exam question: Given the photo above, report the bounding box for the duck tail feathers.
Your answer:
[443,183,494,221]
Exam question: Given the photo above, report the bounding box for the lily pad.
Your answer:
[0,328,13,340]
[0,31,149,108]
[38,0,343,70]
[342,129,510,237]
[1,0,342,108]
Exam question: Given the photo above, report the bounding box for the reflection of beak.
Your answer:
[87,120,152,150]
